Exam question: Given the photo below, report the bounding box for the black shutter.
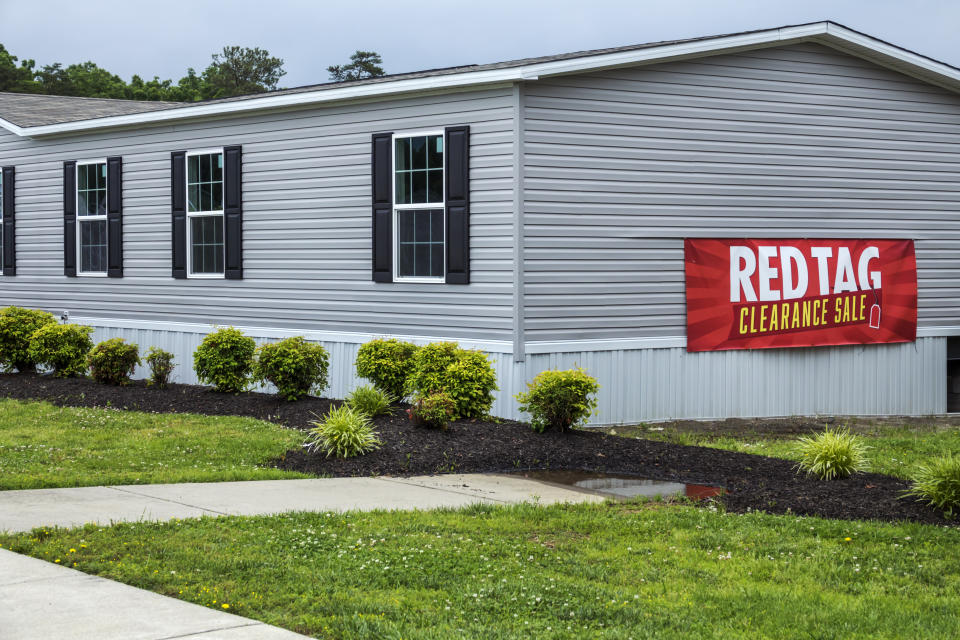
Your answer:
[63,161,76,277]
[171,151,187,279]
[371,132,393,282]
[223,145,243,280]
[2,166,14,276]
[445,125,470,284]
[106,156,123,277]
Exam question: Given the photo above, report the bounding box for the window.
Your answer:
[187,150,224,277]
[393,132,445,281]
[77,161,108,275]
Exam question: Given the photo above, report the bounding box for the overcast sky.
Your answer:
[1,0,957,88]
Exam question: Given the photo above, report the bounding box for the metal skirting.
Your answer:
[85,322,946,424]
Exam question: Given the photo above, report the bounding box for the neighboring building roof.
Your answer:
[2,21,959,137]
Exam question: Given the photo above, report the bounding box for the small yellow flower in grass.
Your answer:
[54,559,61,563]
[222,604,230,609]
[69,548,76,553]
[844,537,852,542]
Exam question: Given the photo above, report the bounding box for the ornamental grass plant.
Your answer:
[346,384,393,418]
[306,405,382,458]
[793,427,870,480]
[904,453,960,518]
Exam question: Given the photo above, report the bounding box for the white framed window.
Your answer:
[392,130,445,282]
[76,160,108,276]
[186,149,225,278]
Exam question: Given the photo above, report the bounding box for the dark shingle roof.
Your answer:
[2,22,957,130]
[0,25,786,129]
[0,92,182,127]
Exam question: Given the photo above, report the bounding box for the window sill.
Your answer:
[187,273,226,280]
[77,272,108,278]
[392,277,446,284]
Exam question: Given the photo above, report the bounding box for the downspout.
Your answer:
[512,81,526,363]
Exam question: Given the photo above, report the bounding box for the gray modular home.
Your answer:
[1,21,958,423]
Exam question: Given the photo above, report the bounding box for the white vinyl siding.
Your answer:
[0,87,514,339]
[522,42,960,341]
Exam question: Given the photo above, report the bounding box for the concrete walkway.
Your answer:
[0,474,601,639]
[0,473,602,533]
[0,548,311,639]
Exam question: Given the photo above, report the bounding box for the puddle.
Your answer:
[509,470,723,500]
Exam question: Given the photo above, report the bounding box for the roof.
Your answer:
[3,21,959,138]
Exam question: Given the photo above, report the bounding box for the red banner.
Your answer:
[685,239,917,352]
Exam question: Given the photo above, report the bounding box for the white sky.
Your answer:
[1,0,957,88]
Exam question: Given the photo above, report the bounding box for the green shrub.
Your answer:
[86,337,140,385]
[306,405,382,458]
[346,384,393,417]
[145,347,175,388]
[904,453,960,518]
[407,391,456,430]
[793,427,870,480]
[407,342,498,419]
[255,336,330,401]
[355,338,419,399]
[193,327,256,393]
[0,306,57,372]
[516,368,600,433]
[27,323,94,378]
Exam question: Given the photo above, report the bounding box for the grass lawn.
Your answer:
[617,422,960,479]
[2,502,958,639]
[0,398,310,489]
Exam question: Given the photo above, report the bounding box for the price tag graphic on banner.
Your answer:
[684,239,917,352]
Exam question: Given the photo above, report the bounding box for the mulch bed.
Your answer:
[0,372,952,526]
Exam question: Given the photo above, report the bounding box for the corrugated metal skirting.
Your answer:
[87,323,946,424]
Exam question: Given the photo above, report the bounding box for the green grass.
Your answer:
[0,399,310,489]
[2,502,958,639]
[617,423,960,479]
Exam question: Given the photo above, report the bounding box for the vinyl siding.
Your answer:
[522,42,960,341]
[0,88,515,339]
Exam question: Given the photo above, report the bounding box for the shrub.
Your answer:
[516,368,600,433]
[193,327,256,393]
[255,336,330,401]
[793,427,870,480]
[145,347,175,388]
[346,384,393,417]
[355,338,419,399]
[407,391,456,430]
[0,306,57,372]
[306,405,382,458]
[904,453,960,518]
[86,337,140,385]
[407,342,498,419]
[27,323,94,378]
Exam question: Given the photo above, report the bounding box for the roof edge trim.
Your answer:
[8,21,960,138]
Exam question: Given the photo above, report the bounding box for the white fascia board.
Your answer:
[820,23,960,87]
[11,21,960,138]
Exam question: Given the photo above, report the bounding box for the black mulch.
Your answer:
[0,372,952,526]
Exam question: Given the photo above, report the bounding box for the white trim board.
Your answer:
[69,316,960,354]
[5,22,960,138]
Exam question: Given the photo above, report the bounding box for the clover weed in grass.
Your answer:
[3,503,959,639]
[0,399,309,489]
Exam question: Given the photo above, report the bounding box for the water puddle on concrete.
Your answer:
[508,470,723,501]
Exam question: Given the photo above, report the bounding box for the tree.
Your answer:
[327,50,384,82]
[34,61,127,99]
[201,46,286,99]
[0,44,37,93]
